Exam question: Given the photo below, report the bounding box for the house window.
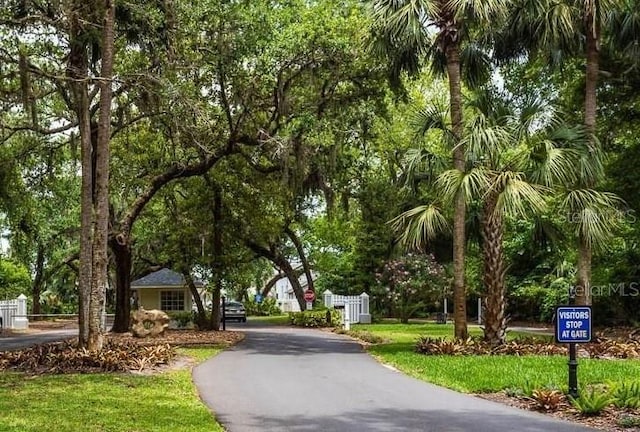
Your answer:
[160,290,185,311]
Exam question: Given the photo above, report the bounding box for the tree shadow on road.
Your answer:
[229,329,365,356]
[229,407,591,432]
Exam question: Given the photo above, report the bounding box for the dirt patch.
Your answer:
[479,391,640,432]
[28,319,79,330]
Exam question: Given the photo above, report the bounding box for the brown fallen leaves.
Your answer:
[0,330,244,374]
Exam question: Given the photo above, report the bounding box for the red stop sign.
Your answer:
[304,289,315,302]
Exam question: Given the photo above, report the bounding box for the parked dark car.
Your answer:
[223,301,247,322]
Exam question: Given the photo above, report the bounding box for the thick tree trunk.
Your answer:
[576,11,599,306]
[183,270,208,329]
[31,245,45,317]
[285,227,314,293]
[445,40,468,340]
[280,259,307,310]
[110,235,132,332]
[88,0,115,351]
[246,241,307,310]
[67,6,92,348]
[210,184,223,331]
[480,195,506,346]
[210,286,221,331]
[261,272,286,297]
[261,269,303,297]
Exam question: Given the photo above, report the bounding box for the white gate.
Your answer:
[0,294,29,330]
[322,290,371,324]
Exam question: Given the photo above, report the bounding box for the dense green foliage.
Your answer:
[0,259,30,299]
[243,297,282,317]
[289,309,342,327]
[0,0,639,330]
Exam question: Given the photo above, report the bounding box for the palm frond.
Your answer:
[547,124,606,187]
[412,101,452,139]
[460,43,492,89]
[372,0,436,48]
[463,115,511,165]
[607,0,640,70]
[527,139,578,187]
[436,167,489,204]
[402,147,448,186]
[369,0,436,85]
[389,204,450,250]
[560,189,626,249]
[492,171,547,219]
[447,0,509,24]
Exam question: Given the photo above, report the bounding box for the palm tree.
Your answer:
[393,89,595,345]
[607,0,640,69]
[370,0,508,339]
[497,0,620,304]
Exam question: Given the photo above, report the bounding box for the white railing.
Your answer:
[322,290,371,325]
[0,294,29,330]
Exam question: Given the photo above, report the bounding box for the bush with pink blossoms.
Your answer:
[374,254,450,323]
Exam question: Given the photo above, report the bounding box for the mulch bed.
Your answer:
[106,329,244,347]
[479,391,640,432]
[0,329,244,375]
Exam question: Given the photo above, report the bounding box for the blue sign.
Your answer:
[254,294,263,304]
[555,306,592,343]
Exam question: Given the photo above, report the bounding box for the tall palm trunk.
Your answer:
[445,41,468,340]
[481,194,506,345]
[576,9,600,306]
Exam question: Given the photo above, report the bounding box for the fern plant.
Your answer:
[569,388,613,416]
[611,381,640,409]
[520,379,538,398]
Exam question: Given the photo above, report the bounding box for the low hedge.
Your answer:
[289,309,342,327]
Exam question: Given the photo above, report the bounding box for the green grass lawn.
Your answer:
[355,323,640,394]
[248,315,290,325]
[0,347,224,432]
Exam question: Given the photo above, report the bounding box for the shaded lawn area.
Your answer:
[248,315,290,325]
[355,323,482,345]
[0,347,223,432]
[355,323,640,393]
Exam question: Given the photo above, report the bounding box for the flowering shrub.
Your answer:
[374,254,449,322]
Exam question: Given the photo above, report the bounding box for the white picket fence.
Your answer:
[322,290,371,324]
[0,294,29,330]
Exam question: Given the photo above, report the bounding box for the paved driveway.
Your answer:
[193,324,593,432]
[0,329,76,351]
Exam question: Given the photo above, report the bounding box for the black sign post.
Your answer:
[555,287,592,399]
[221,296,226,331]
[568,288,578,398]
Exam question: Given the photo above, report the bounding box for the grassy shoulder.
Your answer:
[354,323,640,394]
[247,315,290,325]
[0,347,223,432]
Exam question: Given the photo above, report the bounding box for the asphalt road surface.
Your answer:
[193,323,594,432]
[0,329,76,351]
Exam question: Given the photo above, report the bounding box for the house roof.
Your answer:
[131,268,204,289]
